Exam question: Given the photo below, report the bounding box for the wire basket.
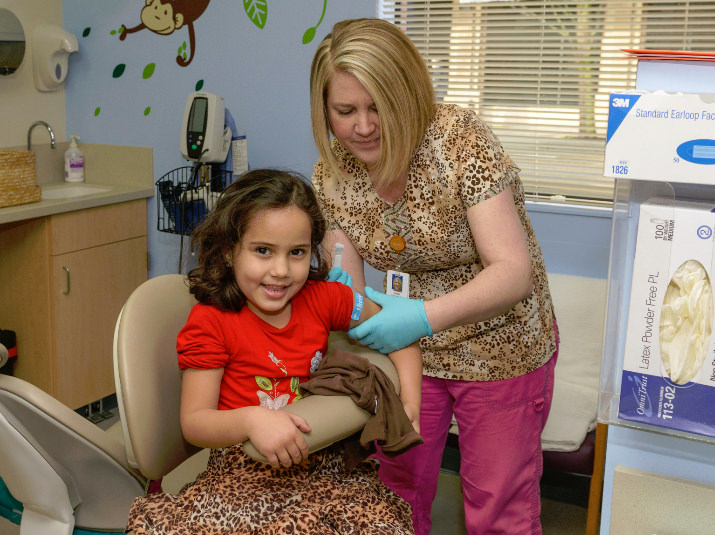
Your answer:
[156,166,233,235]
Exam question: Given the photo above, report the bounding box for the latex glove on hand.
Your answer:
[348,286,433,354]
[327,266,353,288]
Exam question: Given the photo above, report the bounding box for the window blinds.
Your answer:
[379,1,715,204]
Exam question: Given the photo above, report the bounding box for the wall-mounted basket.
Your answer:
[156,165,233,236]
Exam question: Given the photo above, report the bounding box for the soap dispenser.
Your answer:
[32,24,78,92]
[64,135,84,182]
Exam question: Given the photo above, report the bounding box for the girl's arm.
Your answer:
[351,292,423,433]
[386,343,422,433]
[180,367,312,468]
[324,225,423,429]
[323,227,367,293]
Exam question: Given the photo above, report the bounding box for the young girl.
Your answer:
[125,169,421,534]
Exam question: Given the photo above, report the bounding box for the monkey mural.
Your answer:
[120,0,211,67]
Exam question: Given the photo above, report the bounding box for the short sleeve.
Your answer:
[452,108,518,209]
[177,304,230,370]
[298,280,354,333]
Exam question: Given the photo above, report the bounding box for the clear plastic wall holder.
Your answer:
[32,24,78,91]
[598,178,715,446]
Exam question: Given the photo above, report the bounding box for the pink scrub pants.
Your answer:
[375,346,558,535]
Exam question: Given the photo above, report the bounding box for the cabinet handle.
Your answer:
[62,266,70,295]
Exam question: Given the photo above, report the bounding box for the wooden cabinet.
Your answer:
[0,200,147,409]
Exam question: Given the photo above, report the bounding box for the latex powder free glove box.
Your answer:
[619,197,715,438]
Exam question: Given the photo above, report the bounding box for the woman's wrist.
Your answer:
[422,298,440,334]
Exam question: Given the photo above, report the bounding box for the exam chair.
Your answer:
[0,374,146,534]
[113,274,400,487]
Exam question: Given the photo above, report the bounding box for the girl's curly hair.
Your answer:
[186,168,330,311]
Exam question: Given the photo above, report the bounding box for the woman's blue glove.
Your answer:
[327,266,353,288]
[348,286,433,354]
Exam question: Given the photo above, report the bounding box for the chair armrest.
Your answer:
[243,333,399,463]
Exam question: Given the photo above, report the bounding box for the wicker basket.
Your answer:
[0,150,41,208]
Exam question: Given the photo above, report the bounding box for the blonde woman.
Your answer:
[310,18,559,535]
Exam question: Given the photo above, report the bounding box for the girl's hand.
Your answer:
[403,403,421,435]
[247,409,312,469]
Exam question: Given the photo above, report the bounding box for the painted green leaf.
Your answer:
[144,107,151,116]
[112,64,126,78]
[178,46,182,55]
[195,80,204,91]
[93,107,100,117]
[82,27,91,38]
[256,376,272,391]
[243,0,267,29]
[142,63,155,79]
[302,27,316,45]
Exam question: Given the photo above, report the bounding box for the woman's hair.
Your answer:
[310,18,435,191]
[187,168,330,311]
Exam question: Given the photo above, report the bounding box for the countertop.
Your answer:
[0,143,155,226]
[0,182,154,225]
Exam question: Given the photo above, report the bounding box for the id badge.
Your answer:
[386,270,410,298]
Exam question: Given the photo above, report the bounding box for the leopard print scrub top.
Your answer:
[313,103,556,382]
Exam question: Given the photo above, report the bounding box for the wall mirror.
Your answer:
[0,9,25,75]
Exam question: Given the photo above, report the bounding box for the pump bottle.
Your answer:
[64,135,84,182]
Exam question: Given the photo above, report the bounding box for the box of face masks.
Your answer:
[619,197,715,438]
[604,91,715,184]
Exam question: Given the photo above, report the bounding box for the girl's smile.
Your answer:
[231,205,313,327]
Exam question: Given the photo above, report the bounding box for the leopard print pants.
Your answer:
[126,443,414,534]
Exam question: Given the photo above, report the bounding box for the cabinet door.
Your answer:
[51,236,147,409]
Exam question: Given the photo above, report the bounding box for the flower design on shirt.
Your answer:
[310,350,323,373]
[254,351,306,407]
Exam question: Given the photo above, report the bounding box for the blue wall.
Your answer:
[63,0,375,276]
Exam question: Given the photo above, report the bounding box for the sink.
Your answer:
[41,184,112,200]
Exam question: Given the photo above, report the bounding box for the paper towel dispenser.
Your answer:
[0,9,25,75]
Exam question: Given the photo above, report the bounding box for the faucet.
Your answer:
[27,121,56,151]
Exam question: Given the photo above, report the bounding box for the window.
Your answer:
[379,1,715,204]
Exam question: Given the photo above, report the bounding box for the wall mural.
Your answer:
[114,0,325,68]
[302,0,327,44]
[77,0,327,118]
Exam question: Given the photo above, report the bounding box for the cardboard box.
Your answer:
[604,91,715,184]
[619,197,715,437]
